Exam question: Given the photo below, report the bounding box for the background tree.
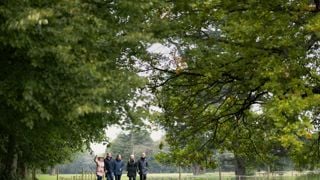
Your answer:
[108,129,171,173]
[109,129,153,160]
[57,152,95,174]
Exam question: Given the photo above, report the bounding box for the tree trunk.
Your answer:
[4,135,18,180]
[18,159,28,180]
[50,166,56,175]
[32,168,37,180]
[218,163,222,180]
[192,164,201,175]
[235,155,246,180]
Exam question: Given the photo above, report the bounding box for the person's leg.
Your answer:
[107,173,113,180]
[132,175,136,180]
[143,174,147,180]
[111,173,114,180]
[139,174,143,180]
[119,175,122,180]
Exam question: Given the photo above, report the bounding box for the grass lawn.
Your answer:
[37,172,235,180]
[37,172,320,180]
[37,173,233,180]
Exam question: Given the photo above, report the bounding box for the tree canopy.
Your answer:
[0,0,150,179]
[145,0,320,175]
[2,0,320,179]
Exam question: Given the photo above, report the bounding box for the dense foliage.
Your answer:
[145,0,320,175]
[108,130,176,173]
[0,0,149,179]
[2,0,320,179]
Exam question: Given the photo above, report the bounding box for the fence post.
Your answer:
[56,167,59,180]
[219,165,222,180]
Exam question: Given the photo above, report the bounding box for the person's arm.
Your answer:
[113,160,116,173]
[135,162,138,172]
[137,160,141,174]
[104,159,107,172]
[94,155,98,164]
[145,161,149,172]
[126,162,129,171]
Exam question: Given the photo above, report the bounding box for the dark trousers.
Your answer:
[129,176,136,180]
[106,173,114,180]
[97,175,103,180]
[139,174,147,180]
[115,175,122,180]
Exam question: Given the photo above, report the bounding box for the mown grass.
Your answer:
[37,172,320,180]
[37,173,232,180]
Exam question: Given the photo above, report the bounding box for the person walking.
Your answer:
[94,155,104,180]
[127,154,138,180]
[114,154,125,180]
[104,152,115,180]
[137,152,148,180]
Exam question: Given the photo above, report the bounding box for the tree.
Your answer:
[109,129,153,160]
[57,152,95,174]
[144,0,320,176]
[155,129,217,176]
[108,129,170,173]
[0,0,150,179]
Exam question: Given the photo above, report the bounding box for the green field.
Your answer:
[37,172,320,180]
[37,173,232,180]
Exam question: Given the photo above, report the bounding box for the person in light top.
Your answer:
[94,155,105,180]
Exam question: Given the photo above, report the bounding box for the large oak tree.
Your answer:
[145,0,320,176]
[0,0,151,179]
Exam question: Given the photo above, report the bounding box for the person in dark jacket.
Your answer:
[104,152,115,180]
[114,154,125,180]
[127,154,138,180]
[137,152,148,180]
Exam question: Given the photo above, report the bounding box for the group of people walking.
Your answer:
[94,152,149,180]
